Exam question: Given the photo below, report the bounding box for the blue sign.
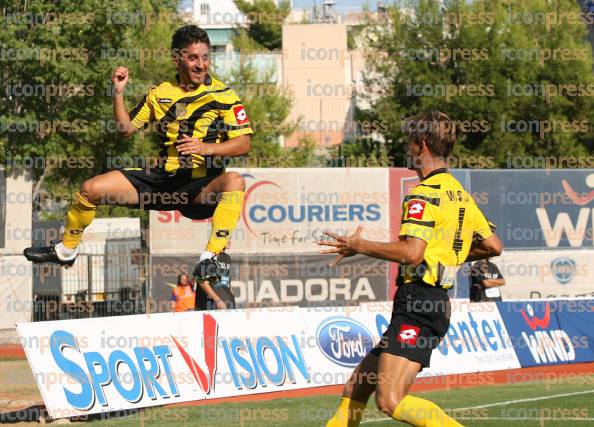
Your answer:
[497,300,594,367]
[316,317,374,367]
[467,170,594,249]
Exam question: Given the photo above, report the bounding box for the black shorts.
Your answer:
[119,167,218,220]
[371,282,451,368]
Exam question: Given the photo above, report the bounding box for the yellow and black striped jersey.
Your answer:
[399,168,493,288]
[129,74,253,177]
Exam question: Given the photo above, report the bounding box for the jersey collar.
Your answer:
[421,167,448,181]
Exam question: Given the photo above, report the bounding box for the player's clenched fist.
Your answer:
[111,66,129,95]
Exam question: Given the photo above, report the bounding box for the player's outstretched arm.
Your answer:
[465,233,503,262]
[111,66,138,137]
[317,226,426,267]
[175,134,251,157]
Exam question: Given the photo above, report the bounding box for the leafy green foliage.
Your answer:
[233,0,291,51]
[0,0,181,218]
[358,0,594,167]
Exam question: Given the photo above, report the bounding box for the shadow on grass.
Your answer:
[0,404,142,424]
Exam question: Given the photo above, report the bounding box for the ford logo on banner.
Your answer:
[551,258,576,284]
[316,317,374,367]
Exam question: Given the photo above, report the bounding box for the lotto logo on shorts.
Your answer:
[397,324,420,345]
[406,200,426,220]
[233,105,249,124]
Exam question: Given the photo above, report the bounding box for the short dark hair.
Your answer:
[401,111,456,159]
[171,25,210,54]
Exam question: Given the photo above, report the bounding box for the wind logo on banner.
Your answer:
[519,303,575,364]
[562,173,594,206]
[536,173,594,247]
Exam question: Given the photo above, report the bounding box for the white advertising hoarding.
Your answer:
[19,300,522,419]
[493,250,594,300]
[0,172,33,326]
[149,168,390,255]
[18,308,318,419]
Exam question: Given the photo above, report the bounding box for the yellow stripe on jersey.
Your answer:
[399,168,493,288]
[128,74,254,176]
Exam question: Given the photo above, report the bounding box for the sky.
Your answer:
[293,0,375,11]
[180,0,378,12]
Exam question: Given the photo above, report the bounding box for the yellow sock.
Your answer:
[205,191,244,254]
[326,397,366,427]
[392,395,463,427]
[62,192,97,249]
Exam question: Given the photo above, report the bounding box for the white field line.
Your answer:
[360,389,594,424]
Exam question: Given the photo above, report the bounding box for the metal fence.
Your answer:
[32,238,150,321]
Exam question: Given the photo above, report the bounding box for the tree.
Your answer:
[234,0,291,51]
[358,0,594,167]
[0,0,181,219]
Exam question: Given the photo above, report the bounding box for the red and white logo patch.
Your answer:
[397,324,421,345]
[406,200,426,220]
[233,105,249,124]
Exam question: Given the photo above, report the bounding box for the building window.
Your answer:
[200,3,210,15]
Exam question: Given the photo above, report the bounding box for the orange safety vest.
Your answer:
[172,285,195,312]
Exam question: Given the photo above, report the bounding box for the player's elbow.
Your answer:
[406,253,422,265]
[490,240,503,257]
[407,248,425,265]
[401,237,426,265]
[486,235,503,257]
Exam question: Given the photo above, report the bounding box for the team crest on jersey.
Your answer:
[157,98,172,104]
[233,105,249,124]
[406,199,426,220]
[175,103,187,118]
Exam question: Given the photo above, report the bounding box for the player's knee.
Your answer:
[79,179,102,205]
[224,172,245,192]
[375,393,401,416]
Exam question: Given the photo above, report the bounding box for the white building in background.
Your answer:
[192,0,245,52]
[186,1,371,147]
[191,0,295,52]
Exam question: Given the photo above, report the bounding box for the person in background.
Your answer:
[170,274,196,312]
[470,257,505,302]
[194,252,235,310]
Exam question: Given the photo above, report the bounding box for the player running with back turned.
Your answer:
[24,25,252,288]
[318,111,502,427]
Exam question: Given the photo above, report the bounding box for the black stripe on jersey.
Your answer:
[404,194,440,206]
[129,94,148,121]
[155,87,232,136]
[402,219,435,227]
[177,100,242,140]
[419,183,441,189]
